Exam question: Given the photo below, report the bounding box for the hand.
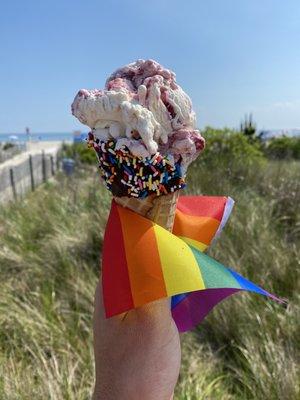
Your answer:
[93,280,181,400]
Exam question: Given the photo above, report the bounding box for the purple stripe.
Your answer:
[172,288,240,332]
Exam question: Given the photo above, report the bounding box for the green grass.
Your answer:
[0,155,299,399]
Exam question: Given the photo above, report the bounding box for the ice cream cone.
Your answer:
[114,191,179,231]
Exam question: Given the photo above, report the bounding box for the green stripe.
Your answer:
[190,246,241,289]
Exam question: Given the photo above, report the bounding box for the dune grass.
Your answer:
[0,156,299,399]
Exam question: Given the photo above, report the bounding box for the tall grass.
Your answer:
[0,168,110,399]
[0,153,299,399]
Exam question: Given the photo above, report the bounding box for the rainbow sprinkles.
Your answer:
[88,131,186,198]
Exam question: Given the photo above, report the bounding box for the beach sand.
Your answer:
[0,141,63,172]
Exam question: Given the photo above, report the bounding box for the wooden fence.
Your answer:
[0,145,26,164]
[0,151,60,205]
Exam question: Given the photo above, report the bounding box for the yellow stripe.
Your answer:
[154,225,205,296]
[179,236,207,252]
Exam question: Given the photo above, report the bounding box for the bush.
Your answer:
[187,127,266,194]
[2,142,16,151]
[263,136,300,160]
[200,127,265,164]
[60,142,98,165]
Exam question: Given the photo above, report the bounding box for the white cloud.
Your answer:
[272,100,300,110]
[248,100,300,129]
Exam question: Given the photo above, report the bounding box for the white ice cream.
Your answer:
[71,59,205,167]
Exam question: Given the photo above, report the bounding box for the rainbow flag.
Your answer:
[102,196,284,332]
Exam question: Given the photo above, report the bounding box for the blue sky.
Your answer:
[1,0,300,133]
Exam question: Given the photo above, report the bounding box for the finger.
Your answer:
[95,276,173,329]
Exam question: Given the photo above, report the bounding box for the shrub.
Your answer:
[263,136,300,160]
[2,142,16,151]
[60,142,97,165]
[187,127,266,194]
[200,127,265,164]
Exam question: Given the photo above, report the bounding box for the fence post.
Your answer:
[9,168,17,200]
[56,153,60,171]
[42,151,47,182]
[50,155,55,176]
[29,155,35,191]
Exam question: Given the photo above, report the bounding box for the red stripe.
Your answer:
[102,201,134,317]
[117,205,167,307]
[177,196,227,221]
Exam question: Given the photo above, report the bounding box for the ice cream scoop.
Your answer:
[71,59,205,170]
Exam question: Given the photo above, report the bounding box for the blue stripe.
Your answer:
[228,268,268,296]
[171,293,188,308]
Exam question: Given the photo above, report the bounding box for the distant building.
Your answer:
[258,129,300,140]
[73,130,86,143]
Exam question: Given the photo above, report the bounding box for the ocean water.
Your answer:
[0,132,87,143]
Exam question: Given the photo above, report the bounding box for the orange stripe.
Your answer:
[173,209,220,245]
[117,206,167,307]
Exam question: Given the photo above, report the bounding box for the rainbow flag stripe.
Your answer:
[102,196,284,332]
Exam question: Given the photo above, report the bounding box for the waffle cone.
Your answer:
[114,191,179,231]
